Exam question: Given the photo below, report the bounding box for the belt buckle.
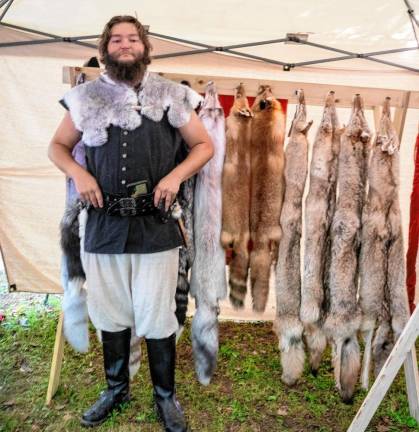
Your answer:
[119,197,137,216]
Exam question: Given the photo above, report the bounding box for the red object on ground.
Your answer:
[406,134,419,314]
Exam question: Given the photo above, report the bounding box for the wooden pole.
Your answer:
[45,312,65,406]
[347,307,419,431]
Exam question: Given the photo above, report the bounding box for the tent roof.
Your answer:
[1,0,419,72]
[1,0,419,94]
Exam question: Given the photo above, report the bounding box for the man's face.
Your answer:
[107,22,145,64]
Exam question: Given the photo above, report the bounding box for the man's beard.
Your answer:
[104,52,147,84]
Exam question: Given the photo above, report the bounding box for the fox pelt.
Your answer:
[358,97,409,389]
[221,83,253,308]
[249,85,286,312]
[190,82,227,385]
[324,94,371,402]
[275,89,312,385]
[300,91,341,374]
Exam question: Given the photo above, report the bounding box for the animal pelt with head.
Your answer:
[359,98,409,388]
[190,82,227,385]
[324,95,371,403]
[221,83,253,308]
[274,89,312,385]
[249,85,286,312]
[300,91,341,373]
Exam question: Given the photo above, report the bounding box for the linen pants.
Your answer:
[79,209,180,339]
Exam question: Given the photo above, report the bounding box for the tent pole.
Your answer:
[394,91,411,142]
[0,0,14,23]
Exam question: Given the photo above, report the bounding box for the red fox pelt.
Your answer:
[249,85,286,312]
[221,83,253,308]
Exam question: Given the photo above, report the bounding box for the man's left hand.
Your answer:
[153,173,181,211]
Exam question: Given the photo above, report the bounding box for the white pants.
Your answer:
[79,209,180,339]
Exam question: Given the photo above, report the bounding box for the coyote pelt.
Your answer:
[190,82,227,385]
[359,98,409,388]
[249,85,286,312]
[221,83,253,308]
[324,95,371,402]
[300,91,341,373]
[275,89,312,385]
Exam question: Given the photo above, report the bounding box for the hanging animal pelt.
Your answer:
[174,173,195,334]
[300,91,341,374]
[324,94,371,403]
[221,83,253,308]
[274,89,312,385]
[190,82,227,385]
[249,85,286,312]
[359,97,409,388]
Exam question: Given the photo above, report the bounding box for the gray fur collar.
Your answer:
[63,71,202,147]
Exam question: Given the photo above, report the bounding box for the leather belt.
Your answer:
[103,192,156,217]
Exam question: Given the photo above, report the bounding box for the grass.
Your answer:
[0,305,418,432]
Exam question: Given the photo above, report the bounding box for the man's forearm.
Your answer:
[48,142,86,179]
[170,141,214,183]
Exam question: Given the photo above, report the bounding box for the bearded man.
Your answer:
[48,15,213,431]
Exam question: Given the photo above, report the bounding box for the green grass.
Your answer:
[0,306,418,431]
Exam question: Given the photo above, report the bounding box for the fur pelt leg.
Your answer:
[360,328,374,390]
[304,324,327,374]
[372,320,393,377]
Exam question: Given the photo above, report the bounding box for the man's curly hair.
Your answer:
[98,15,152,65]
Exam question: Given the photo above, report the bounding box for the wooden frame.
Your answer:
[348,307,419,431]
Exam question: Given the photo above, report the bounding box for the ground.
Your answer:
[0,295,418,432]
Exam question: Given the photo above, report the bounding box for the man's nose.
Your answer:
[120,38,131,48]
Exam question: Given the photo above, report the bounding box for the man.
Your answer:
[48,15,213,431]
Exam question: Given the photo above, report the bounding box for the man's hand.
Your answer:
[153,173,181,211]
[73,170,104,208]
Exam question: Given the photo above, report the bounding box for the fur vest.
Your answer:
[62,71,202,147]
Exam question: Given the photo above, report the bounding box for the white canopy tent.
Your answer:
[0,0,419,321]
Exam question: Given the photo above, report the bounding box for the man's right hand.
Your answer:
[73,170,104,208]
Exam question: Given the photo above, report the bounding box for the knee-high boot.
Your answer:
[146,333,188,432]
[81,328,131,427]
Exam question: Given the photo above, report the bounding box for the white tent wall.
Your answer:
[1,0,418,320]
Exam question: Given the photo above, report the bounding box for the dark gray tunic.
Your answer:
[83,114,185,254]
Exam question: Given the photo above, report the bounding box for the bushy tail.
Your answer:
[62,273,89,353]
[175,248,190,328]
[336,336,361,403]
[277,319,305,385]
[192,302,219,385]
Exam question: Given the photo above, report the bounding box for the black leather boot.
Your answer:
[81,328,131,427]
[146,333,188,432]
